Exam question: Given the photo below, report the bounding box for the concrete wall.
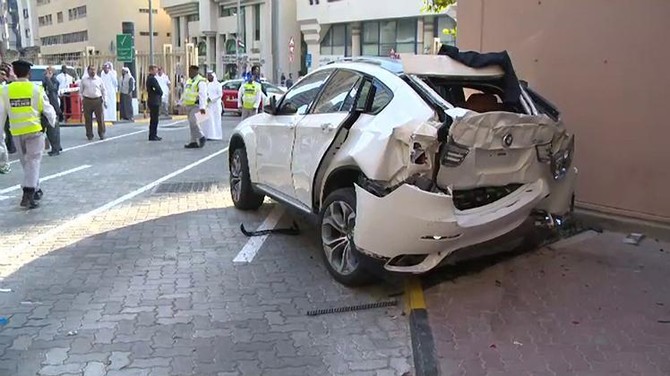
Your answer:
[459,0,670,223]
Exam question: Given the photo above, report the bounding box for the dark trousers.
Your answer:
[82,97,105,139]
[45,121,61,151]
[149,104,160,138]
[3,122,15,153]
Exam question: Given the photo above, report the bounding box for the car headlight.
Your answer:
[550,135,575,180]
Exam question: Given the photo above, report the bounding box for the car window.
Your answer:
[278,70,332,115]
[223,81,241,90]
[312,70,362,114]
[264,83,284,95]
[356,79,393,114]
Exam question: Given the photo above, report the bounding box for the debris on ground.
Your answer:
[658,320,670,324]
[572,320,580,325]
[0,317,8,326]
[20,301,42,306]
[513,340,523,346]
[0,288,11,293]
[240,221,300,237]
[67,330,78,336]
[623,233,645,245]
[489,344,497,349]
[495,280,502,287]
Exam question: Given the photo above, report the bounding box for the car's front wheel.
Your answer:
[320,188,374,286]
[229,147,264,210]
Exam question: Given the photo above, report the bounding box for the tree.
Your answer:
[421,0,456,13]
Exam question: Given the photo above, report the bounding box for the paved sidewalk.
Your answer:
[424,231,670,376]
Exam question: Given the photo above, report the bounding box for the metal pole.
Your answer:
[236,0,241,78]
[149,0,154,65]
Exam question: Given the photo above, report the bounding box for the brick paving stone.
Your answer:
[0,120,411,375]
[425,231,670,376]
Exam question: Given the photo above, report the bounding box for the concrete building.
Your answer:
[33,0,172,63]
[296,0,457,71]
[0,0,38,53]
[458,0,670,226]
[162,0,299,82]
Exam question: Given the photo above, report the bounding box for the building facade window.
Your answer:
[320,24,346,56]
[361,18,417,56]
[68,6,86,20]
[187,14,199,22]
[254,4,260,41]
[435,16,456,46]
[36,0,50,6]
[240,7,246,45]
[41,30,88,46]
[57,11,63,23]
[38,15,53,26]
[220,6,235,17]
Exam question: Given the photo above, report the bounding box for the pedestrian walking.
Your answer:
[203,70,223,141]
[156,67,171,117]
[100,62,118,122]
[1,62,16,156]
[119,67,135,121]
[145,65,163,141]
[55,65,73,122]
[285,73,294,89]
[0,66,9,173]
[41,66,62,156]
[238,72,263,120]
[80,65,107,141]
[179,65,207,149]
[280,72,286,87]
[0,60,57,209]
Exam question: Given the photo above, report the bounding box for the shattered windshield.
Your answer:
[408,75,454,110]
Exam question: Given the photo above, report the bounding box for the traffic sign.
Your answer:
[116,33,134,62]
[306,53,312,68]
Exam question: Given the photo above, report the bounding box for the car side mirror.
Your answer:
[280,101,298,115]
[264,96,277,114]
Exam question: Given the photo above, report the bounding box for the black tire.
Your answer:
[319,188,375,287]
[229,147,264,210]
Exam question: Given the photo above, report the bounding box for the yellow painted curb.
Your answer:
[404,277,426,313]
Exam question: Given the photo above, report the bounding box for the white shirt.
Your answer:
[56,72,73,93]
[80,75,107,102]
[0,78,57,130]
[156,73,170,96]
[207,80,222,105]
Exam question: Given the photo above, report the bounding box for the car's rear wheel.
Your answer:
[320,188,374,286]
[230,147,264,210]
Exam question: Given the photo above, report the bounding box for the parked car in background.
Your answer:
[221,79,286,115]
[30,65,79,87]
[228,54,576,286]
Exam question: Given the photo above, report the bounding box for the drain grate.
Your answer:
[153,181,225,194]
[306,300,398,317]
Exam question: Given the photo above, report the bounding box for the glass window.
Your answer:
[263,83,284,95]
[362,21,379,43]
[357,79,393,114]
[345,24,353,56]
[331,25,345,56]
[223,81,241,90]
[279,70,332,115]
[397,18,416,53]
[240,7,246,44]
[254,4,260,41]
[57,12,63,23]
[320,28,331,55]
[312,70,361,114]
[436,16,457,46]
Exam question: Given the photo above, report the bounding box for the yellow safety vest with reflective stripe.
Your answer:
[5,81,43,136]
[182,75,205,106]
[242,82,259,110]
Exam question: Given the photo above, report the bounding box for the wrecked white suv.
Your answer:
[228,52,576,286]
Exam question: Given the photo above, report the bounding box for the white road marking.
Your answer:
[0,164,91,194]
[8,120,186,164]
[233,206,286,263]
[7,147,229,254]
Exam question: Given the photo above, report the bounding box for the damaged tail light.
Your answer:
[535,141,553,163]
[440,137,470,167]
[551,134,575,180]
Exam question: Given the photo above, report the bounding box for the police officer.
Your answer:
[238,73,262,120]
[0,60,57,209]
[179,65,208,149]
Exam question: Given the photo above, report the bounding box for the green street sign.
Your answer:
[116,33,134,62]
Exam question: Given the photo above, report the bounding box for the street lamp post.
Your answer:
[149,0,154,65]
[236,0,241,78]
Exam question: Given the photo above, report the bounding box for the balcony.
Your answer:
[297,0,430,24]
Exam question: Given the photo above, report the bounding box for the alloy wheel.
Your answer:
[321,200,358,275]
[230,152,242,203]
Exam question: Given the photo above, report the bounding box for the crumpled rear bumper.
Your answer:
[353,176,557,274]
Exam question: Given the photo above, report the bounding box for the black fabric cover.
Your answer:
[438,45,521,107]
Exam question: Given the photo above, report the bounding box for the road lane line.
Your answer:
[0,164,92,194]
[8,120,185,164]
[233,206,285,263]
[7,147,229,255]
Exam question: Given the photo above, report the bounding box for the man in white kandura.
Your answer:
[203,71,223,141]
[99,62,118,122]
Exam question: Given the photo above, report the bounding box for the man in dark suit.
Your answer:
[145,65,163,141]
[42,66,63,156]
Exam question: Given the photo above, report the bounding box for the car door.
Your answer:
[222,80,241,111]
[291,69,365,207]
[254,69,333,201]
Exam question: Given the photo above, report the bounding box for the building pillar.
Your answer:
[351,22,361,57]
[416,18,424,54]
[179,16,188,49]
[216,33,224,75]
[423,17,435,54]
[206,35,215,71]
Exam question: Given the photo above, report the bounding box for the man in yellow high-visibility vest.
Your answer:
[0,60,57,209]
[238,74,262,120]
[179,65,208,149]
